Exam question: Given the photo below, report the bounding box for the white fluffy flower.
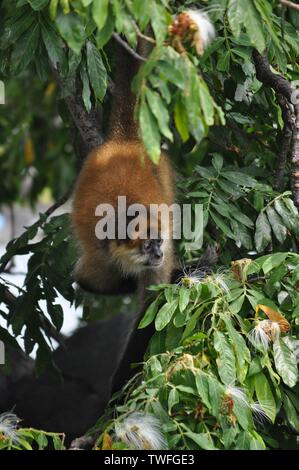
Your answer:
[115,413,167,450]
[225,384,249,407]
[0,412,19,443]
[249,320,280,351]
[186,10,216,53]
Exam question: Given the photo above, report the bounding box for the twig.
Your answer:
[112,33,147,62]
[279,0,299,11]
[44,183,74,218]
[133,24,156,44]
[253,50,299,207]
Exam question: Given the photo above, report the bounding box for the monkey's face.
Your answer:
[109,237,165,275]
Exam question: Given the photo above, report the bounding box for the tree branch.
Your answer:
[112,33,147,62]
[275,94,293,191]
[253,50,299,207]
[279,0,299,11]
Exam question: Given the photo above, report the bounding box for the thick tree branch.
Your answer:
[252,50,294,101]
[280,0,299,11]
[253,50,299,207]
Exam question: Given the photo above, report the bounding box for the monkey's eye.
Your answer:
[143,240,151,251]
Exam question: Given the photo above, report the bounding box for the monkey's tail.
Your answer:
[108,38,148,141]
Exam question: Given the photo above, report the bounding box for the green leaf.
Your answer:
[195,372,211,409]
[95,8,115,48]
[86,41,107,101]
[145,88,173,141]
[217,50,231,72]
[214,331,236,385]
[227,0,243,37]
[27,0,49,10]
[222,171,257,187]
[139,297,160,329]
[266,206,287,244]
[151,4,169,44]
[254,372,276,422]
[155,299,178,331]
[243,1,266,52]
[262,252,288,274]
[168,387,179,414]
[56,12,86,54]
[174,97,190,142]
[139,101,161,163]
[92,0,109,30]
[198,77,214,126]
[210,211,235,239]
[255,212,272,252]
[283,393,299,432]
[11,24,40,74]
[185,432,215,450]
[178,287,190,313]
[41,21,65,66]
[273,339,298,387]
[222,316,250,382]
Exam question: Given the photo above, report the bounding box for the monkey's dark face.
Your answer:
[109,237,165,275]
[140,238,164,268]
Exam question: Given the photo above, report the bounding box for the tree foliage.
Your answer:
[0,0,299,451]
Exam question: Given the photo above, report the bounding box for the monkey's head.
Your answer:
[108,211,169,275]
[109,236,166,275]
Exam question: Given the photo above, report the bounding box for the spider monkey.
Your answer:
[72,36,217,396]
[72,41,175,307]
